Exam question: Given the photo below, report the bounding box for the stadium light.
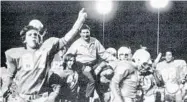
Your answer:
[150,0,169,9]
[95,0,113,46]
[96,0,113,15]
[149,0,170,55]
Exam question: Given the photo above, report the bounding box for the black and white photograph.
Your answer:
[1,0,187,102]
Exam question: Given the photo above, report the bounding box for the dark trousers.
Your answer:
[77,70,95,102]
[76,62,98,102]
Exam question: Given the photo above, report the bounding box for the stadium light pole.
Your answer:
[96,0,112,46]
[150,0,169,55]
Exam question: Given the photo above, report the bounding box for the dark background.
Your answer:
[1,1,187,66]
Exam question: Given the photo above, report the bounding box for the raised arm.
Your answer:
[63,8,87,43]
[41,8,87,55]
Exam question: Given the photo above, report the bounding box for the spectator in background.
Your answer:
[50,54,79,102]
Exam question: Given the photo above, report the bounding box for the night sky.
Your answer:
[1,1,187,66]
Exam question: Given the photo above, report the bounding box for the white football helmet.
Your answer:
[106,47,117,58]
[132,49,152,71]
[29,19,44,31]
[28,19,47,44]
[117,46,132,61]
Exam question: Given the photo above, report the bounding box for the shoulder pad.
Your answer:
[157,61,166,65]
[174,59,187,65]
[5,47,25,59]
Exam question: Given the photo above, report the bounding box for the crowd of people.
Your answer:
[0,8,187,102]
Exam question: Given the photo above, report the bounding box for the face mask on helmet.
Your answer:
[132,49,152,72]
[106,48,117,57]
[118,47,132,61]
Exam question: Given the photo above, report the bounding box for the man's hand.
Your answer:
[78,8,87,23]
[83,66,92,72]
[64,8,87,42]
[153,52,162,68]
[181,79,186,84]
[100,76,110,83]
[154,53,162,64]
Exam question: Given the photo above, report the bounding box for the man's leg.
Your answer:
[77,73,89,102]
[165,94,175,102]
[82,66,96,98]
[155,88,165,102]
[78,83,89,102]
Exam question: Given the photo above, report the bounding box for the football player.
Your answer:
[2,8,87,102]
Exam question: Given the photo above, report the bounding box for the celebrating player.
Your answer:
[2,8,87,102]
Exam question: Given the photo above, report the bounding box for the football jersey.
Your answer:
[5,37,66,95]
[157,60,187,84]
[112,61,138,98]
